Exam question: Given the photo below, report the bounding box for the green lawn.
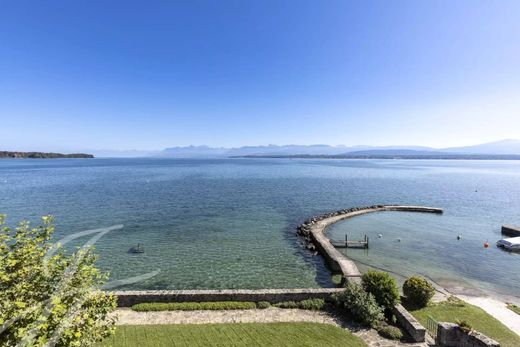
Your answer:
[407,298,520,347]
[99,322,367,347]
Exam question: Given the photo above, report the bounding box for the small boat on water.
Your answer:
[496,237,520,252]
[129,243,145,254]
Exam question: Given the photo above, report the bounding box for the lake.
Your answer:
[1,158,519,298]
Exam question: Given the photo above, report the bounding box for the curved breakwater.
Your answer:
[297,205,444,283]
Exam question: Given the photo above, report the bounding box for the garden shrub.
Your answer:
[274,299,325,310]
[274,301,298,309]
[257,301,271,309]
[333,282,384,327]
[362,271,400,309]
[132,301,257,311]
[298,298,325,310]
[403,276,435,308]
[376,324,404,340]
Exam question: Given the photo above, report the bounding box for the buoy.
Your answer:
[457,235,461,240]
[484,242,489,248]
[397,238,401,242]
[378,234,383,238]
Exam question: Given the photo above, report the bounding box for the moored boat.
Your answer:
[496,237,520,251]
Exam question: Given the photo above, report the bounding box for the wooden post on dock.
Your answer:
[345,234,348,247]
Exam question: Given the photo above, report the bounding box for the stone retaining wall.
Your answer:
[113,288,344,307]
[392,304,426,342]
[437,322,500,347]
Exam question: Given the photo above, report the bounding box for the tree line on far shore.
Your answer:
[0,151,94,159]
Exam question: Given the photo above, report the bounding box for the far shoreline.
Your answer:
[0,151,94,159]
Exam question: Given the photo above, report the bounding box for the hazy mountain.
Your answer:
[159,144,437,158]
[158,146,230,158]
[155,139,520,158]
[442,139,520,155]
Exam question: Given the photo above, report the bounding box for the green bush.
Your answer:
[362,271,400,309]
[257,301,271,309]
[333,282,384,327]
[376,324,403,340]
[132,301,257,311]
[274,299,325,310]
[274,301,298,309]
[403,276,435,308]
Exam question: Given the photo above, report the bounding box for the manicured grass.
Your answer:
[99,323,367,347]
[407,298,520,347]
[507,303,520,315]
[132,301,257,312]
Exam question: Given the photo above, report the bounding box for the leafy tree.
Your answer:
[0,215,116,346]
[361,271,400,310]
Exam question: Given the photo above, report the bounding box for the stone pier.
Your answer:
[297,205,443,282]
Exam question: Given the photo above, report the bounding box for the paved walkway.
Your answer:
[458,295,520,337]
[114,308,431,347]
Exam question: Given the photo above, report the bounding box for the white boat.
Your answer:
[496,237,520,251]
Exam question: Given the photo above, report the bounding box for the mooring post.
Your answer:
[366,236,369,249]
[345,234,348,247]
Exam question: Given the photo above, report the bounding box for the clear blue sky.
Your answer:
[1,0,519,152]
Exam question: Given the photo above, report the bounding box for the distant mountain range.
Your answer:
[157,139,520,159]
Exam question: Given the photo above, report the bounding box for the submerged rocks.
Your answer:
[306,243,316,252]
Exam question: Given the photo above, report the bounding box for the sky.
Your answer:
[1,0,519,152]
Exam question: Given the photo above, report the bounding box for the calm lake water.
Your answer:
[1,158,519,297]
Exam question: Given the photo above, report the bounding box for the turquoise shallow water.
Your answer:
[0,158,519,296]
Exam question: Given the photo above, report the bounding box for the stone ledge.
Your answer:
[392,303,426,342]
[437,322,500,347]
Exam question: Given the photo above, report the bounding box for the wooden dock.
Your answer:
[331,234,369,249]
[502,225,520,237]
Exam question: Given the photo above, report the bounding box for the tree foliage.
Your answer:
[333,282,384,327]
[0,215,116,347]
[361,271,400,310]
[403,276,435,308]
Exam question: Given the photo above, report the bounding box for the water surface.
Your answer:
[1,158,519,296]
